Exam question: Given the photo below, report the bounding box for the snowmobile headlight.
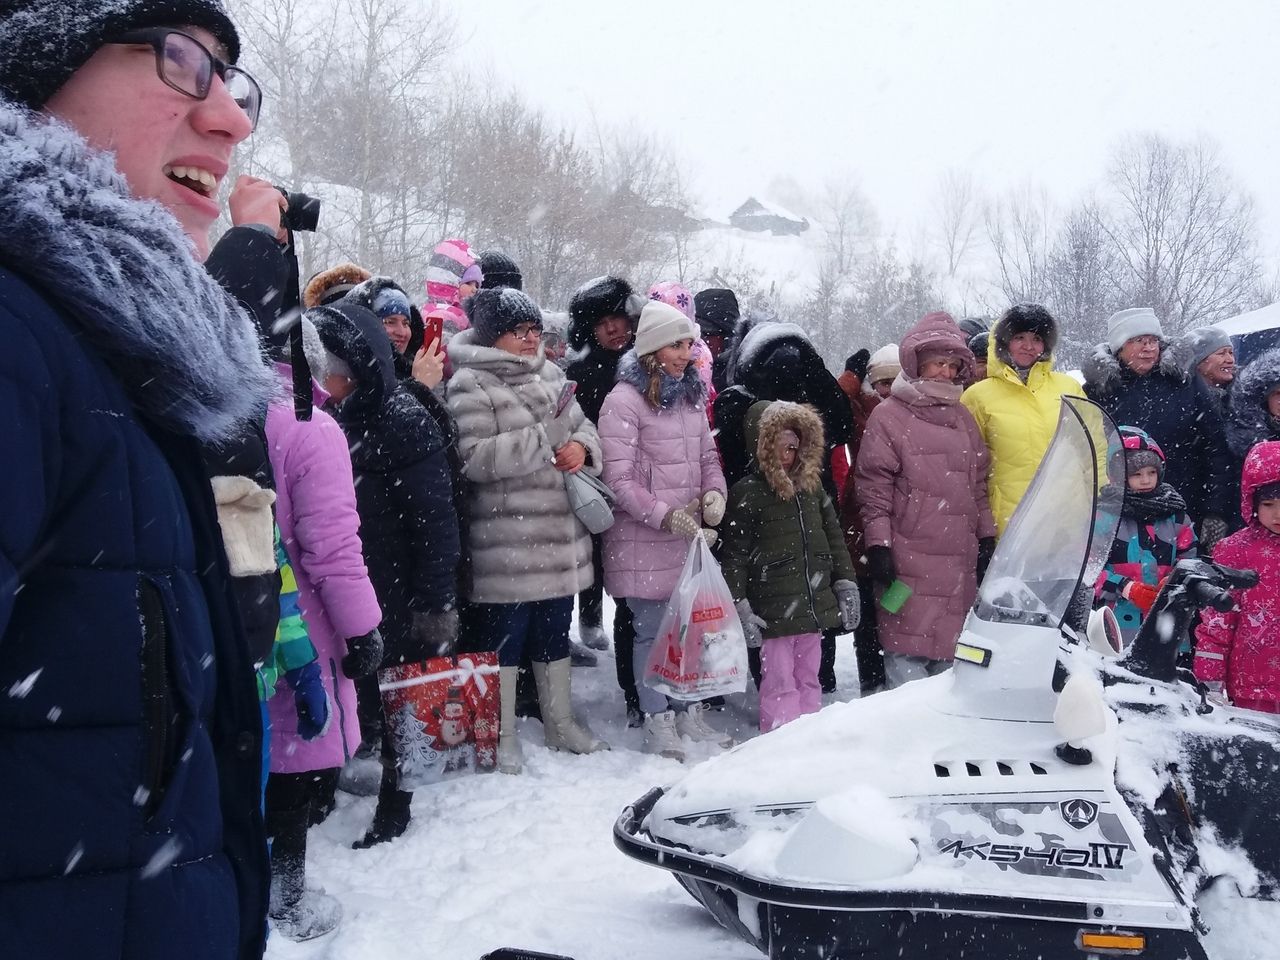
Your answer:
[953,641,992,667]
[1076,930,1145,954]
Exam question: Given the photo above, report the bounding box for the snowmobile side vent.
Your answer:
[933,763,950,777]
[997,761,1014,776]
[964,762,981,777]
[1029,762,1048,775]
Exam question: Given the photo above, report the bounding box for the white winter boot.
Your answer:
[498,666,523,775]
[675,701,735,748]
[532,658,610,754]
[643,710,685,761]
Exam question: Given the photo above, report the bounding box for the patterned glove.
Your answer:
[832,579,861,632]
[1200,515,1228,554]
[341,627,385,679]
[701,490,727,527]
[411,608,460,658]
[700,528,718,548]
[285,661,330,741]
[735,598,767,648]
[662,504,700,540]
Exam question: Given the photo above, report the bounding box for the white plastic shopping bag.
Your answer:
[643,536,749,700]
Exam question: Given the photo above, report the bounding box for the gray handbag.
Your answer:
[565,470,616,534]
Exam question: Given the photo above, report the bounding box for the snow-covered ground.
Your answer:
[266,605,1277,960]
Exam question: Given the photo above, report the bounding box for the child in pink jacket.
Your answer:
[1195,440,1280,714]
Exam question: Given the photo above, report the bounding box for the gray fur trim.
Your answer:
[614,350,706,406]
[1227,347,1280,457]
[1081,339,1189,396]
[0,100,274,442]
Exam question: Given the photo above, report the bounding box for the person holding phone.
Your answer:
[446,287,609,774]
[855,313,995,689]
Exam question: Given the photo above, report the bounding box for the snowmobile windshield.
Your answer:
[976,397,1120,628]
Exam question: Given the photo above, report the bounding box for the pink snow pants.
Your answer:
[759,632,822,732]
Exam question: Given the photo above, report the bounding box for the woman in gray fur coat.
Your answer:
[446,288,610,774]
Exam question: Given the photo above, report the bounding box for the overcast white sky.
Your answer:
[456,0,1280,265]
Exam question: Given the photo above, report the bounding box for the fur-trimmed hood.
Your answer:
[0,100,273,442]
[615,349,706,408]
[746,400,825,500]
[1227,346,1280,458]
[1081,338,1192,397]
[304,262,372,309]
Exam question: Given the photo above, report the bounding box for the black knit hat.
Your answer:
[478,249,522,290]
[968,330,990,362]
[694,288,740,337]
[0,1,240,110]
[567,275,639,348]
[465,287,544,347]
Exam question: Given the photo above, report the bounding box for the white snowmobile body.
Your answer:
[616,398,1279,960]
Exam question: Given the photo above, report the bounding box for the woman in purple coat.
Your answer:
[855,313,996,689]
[599,301,729,760]
[263,354,384,938]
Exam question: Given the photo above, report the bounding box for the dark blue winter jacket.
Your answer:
[1083,342,1234,525]
[0,101,275,959]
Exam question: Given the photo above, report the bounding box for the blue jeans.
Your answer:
[469,597,573,667]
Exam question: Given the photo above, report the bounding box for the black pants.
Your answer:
[578,533,606,630]
[612,600,639,711]
[852,575,885,691]
[264,769,339,910]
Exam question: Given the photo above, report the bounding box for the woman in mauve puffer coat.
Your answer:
[599,301,728,758]
[856,312,996,688]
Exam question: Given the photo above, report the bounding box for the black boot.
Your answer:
[353,734,413,849]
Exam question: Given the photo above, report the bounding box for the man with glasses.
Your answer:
[0,3,272,958]
[1084,308,1234,550]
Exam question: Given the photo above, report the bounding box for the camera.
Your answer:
[277,188,321,233]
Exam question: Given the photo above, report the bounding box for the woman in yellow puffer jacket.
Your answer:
[961,303,1084,535]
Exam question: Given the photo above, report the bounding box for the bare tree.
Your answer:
[1043,202,1121,365]
[934,168,980,276]
[1096,133,1263,333]
[985,183,1055,305]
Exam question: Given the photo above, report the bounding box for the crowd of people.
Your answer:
[3,2,1280,957]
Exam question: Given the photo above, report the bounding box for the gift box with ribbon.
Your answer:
[378,653,500,788]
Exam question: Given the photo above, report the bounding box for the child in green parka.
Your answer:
[720,401,860,731]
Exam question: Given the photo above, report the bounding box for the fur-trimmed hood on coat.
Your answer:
[1081,338,1193,397]
[0,100,274,442]
[746,400,825,500]
[1227,347,1280,459]
[614,349,707,408]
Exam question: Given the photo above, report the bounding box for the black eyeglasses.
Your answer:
[112,29,262,130]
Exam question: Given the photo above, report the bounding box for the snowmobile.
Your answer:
[615,397,1280,960]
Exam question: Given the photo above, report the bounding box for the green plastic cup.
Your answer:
[880,579,912,614]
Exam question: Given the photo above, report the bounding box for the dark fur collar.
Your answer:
[1082,339,1190,397]
[0,100,274,442]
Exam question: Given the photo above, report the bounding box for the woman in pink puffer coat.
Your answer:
[855,312,996,689]
[600,301,727,758]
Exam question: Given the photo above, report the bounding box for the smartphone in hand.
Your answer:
[422,312,445,355]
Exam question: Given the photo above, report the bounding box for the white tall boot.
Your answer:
[532,658,609,754]
[498,666,523,775]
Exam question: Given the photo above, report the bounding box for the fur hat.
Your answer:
[968,330,990,363]
[634,300,697,358]
[464,287,543,346]
[304,263,372,310]
[424,238,475,305]
[479,249,522,290]
[0,1,240,110]
[648,281,696,322]
[567,275,641,348]
[1182,325,1232,369]
[866,344,901,384]
[1107,307,1164,354]
[694,288,739,336]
